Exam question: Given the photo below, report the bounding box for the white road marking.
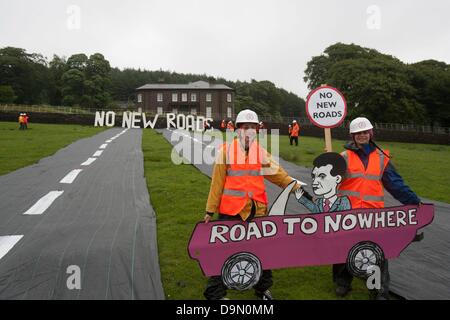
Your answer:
[99,144,108,149]
[60,169,83,184]
[23,191,64,215]
[93,150,103,157]
[106,140,112,143]
[81,158,97,166]
[0,235,24,260]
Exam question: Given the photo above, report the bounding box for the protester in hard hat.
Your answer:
[203,109,303,300]
[18,113,24,130]
[23,113,29,130]
[334,117,421,300]
[290,120,300,146]
[288,124,292,142]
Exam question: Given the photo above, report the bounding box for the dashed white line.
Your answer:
[23,191,64,215]
[60,169,83,184]
[81,158,97,166]
[92,150,103,157]
[99,144,108,149]
[106,140,112,143]
[0,235,24,260]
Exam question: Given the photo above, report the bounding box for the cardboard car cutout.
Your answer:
[189,153,435,291]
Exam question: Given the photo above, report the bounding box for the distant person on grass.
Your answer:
[18,113,25,130]
[23,113,29,129]
[290,120,300,146]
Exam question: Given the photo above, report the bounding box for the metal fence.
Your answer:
[1,104,449,135]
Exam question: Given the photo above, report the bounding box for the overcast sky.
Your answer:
[0,0,449,98]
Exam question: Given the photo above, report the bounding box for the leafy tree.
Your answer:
[304,43,432,124]
[0,85,16,103]
[0,47,49,104]
[48,55,67,105]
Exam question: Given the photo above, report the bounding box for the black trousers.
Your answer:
[290,136,298,146]
[203,204,273,300]
[333,260,390,299]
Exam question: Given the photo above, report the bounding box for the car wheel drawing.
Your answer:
[221,252,262,291]
[347,241,385,278]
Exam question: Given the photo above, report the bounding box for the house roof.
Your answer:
[136,80,233,91]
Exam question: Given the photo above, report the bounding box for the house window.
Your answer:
[137,94,143,103]
[172,93,178,102]
[227,107,232,118]
[182,93,188,102]
[172,108,178,114]
[157,93,163,102]
[206,107,212,118]
[157,107,163,115]
[227,93,232,103]
[191,93,197,102]
[191,108,197,115]
[206,93,212,102]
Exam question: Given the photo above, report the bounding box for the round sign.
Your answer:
[305,86,347,128]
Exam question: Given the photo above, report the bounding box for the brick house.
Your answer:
[135,80,235,120]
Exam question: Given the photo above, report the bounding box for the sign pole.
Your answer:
[324,128,332,152]
[321,84,332,152]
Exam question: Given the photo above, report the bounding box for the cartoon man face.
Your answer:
[311,164,343,198]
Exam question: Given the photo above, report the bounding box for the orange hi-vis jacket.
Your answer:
[338,149,390,209]
[291,123,300,137]
[219,139,268,215]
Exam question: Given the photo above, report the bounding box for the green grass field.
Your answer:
[142,129,372,300]
[0,121,105,176]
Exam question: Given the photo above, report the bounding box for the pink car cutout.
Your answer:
[188,182,434,291]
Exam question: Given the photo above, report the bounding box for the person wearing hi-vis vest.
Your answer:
[203,109,305,300]
[290,120,300,146]
[334,117,421,300]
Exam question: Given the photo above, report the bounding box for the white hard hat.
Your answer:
[235,109,259,125]
[292,120,297,123]
[349,117,373,134]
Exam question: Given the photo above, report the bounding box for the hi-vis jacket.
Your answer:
[337,142,421,208]
[206,138,299,221]
[338,147,390,208]
[291,123,300,137]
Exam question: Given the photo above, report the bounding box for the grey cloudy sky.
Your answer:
[0,0,449,98]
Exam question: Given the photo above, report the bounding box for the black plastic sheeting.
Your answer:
[160,128,449,300]
[0,128,164,299]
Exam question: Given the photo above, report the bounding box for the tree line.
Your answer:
[1,44,449,126]
[304,43,450,127]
